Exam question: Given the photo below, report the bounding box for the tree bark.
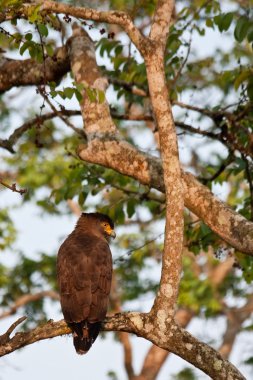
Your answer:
[0,47,69,93]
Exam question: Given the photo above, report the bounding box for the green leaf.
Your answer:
[221,12,233,32]
[20,41,30,55]
[214,13,234,32]
[247,78,253,101]
[127,198,137,218]
[247,25,253,42]
[98,90,105,103]
[78,190,88,206]
[74,83,85,92]
[234,70,251,90]
[86,87,97,102]
[25,33,33,41]
[64,87,75,99]
[27,4,42,23]
[45,44,54,57]
[37,23,48,37]
[234,16,250,42]
[74,89,83,102]
[50,89,57,98]
[205,18,213,28]
[244,357,253,366]
[195,25,205,36]
[11,18,17,25]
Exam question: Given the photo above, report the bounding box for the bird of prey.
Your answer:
[57,212,115,354]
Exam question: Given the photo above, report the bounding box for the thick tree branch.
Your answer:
[0,313,246,379]
[165,324,245,380]
[66,199,82,217]
[28,0,146,54]
[145,3,184,318]
[0,318,71,356]
[149,0,175,45]
[64,28,253,257]
[0,46,69,94]
[78,139,253,256]
[0,312,140,357]
[70,20,184,314]
[68,24,117,136]
[135,309,194,380]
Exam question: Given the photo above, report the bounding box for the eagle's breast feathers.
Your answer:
[57,212,115,354]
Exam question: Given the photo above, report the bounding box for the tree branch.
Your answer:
[0,109,82,152]
[0,316,27,345]
[2,21,245,380]
[149,0,175,45]
[78,138,253,256]
[135,309,194,380]
[175,121,218,140]
[0,291,59,320]
[0,314,246,379]
[32,0,146,54]
[145,1,184,318]
[37,87,85,137]
[0,46,69,94]
[219,295,253,359]
[0,178,27,194]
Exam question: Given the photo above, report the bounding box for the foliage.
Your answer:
[0,208,16,249]
[172,368,197,380]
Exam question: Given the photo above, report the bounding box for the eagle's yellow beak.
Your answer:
[109,230,116,239]
[104,225,116,239]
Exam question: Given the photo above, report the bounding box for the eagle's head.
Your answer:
[79,212,116,240]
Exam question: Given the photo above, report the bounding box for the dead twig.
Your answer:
[0,178,27,195]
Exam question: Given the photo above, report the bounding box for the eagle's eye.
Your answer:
[101,222,116,239]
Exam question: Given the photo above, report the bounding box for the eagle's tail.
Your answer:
[70,321,101,355]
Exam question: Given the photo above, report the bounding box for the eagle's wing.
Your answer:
[57,234,112,324]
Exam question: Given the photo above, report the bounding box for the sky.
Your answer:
[0,2,251,380]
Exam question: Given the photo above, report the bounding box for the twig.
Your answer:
[110,183,165,203]
[109,78,147,97]
[114,232,164,264]
[175,121,218,139]
[0,178,27,195]
[200,154,234,185]
[38,88,86,137]
[172,28,193,87]
[243,155,253,221]
[111,112,152,121]
[0,110,82,152]
[172,100,227,119]
[0,316,27,345]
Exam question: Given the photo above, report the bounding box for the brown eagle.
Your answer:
[57,212,115,354]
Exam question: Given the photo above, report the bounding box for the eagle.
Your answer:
[57,212,115,354]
